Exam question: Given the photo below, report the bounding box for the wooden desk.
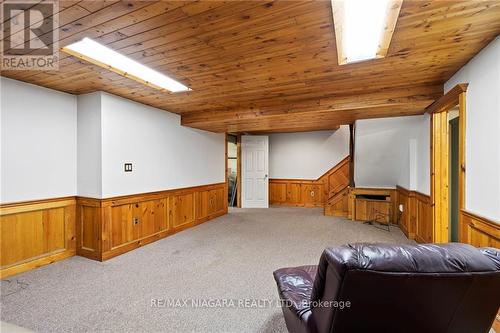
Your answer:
[348,188,397,223]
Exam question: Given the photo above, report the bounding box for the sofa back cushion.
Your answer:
[310,243,500,333]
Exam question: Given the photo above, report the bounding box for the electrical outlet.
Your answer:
[124,163,133,172]
[133,217,140,225]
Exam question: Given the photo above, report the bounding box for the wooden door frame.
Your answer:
[427,83,468,243]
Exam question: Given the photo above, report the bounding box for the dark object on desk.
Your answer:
[273,243,500,333]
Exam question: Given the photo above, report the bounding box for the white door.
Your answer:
[242,135,269,208]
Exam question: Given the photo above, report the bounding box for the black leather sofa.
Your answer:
[273,243,500,333]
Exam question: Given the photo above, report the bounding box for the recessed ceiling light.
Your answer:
[331,0,402,65]
[62,37,190,93]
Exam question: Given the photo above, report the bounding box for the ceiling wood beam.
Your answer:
[186,102,433,133]
[181,84,442,132]
[246,125,341,135]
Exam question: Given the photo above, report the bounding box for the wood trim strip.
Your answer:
[0,250,75,279]
[396,185,410,196]
[469,223,500,242]
[0,196,76,213]
[413,191,431,204]
[426,83,468,114]
[0,182,227,208]
[461,210,500,238]
[269,179,324,184]
[458,91,467,241]
[0,195,77,207]
[461,209,500,248]
[1,248,67,270]
[397,185,431,201]
[351,187,396,194]
[318,156,350,181]
[101,182,227,206]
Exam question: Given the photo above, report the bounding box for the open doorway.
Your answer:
[449,109,459,242]
[227,134,239,207]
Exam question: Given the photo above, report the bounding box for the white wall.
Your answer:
[416,114,431,195]
[445,36,500,221]
[355,115,430,193]
[1,78,226,202]
[1,77,77,203]
[77,93,102,198]
[268,127,350,179]
[100,92,225,197]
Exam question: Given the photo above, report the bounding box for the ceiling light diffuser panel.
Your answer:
[62,38,190,93]
[331,0,403,65]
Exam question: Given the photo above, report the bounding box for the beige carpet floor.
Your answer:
[1,207,413,333]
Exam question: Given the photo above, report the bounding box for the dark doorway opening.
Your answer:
[227,134,238,207]
[449,116,459,242]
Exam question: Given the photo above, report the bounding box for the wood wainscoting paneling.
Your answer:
[75,197,102,261]
[396,186,432,242]
[0,197,76,278]
[460,210,499,248]
[269,179,324,207]
[77,183,227,262]
[270,156,349,209]
[1,183,227,277]
[396,187,412,237]
[414,192,433,243]
[324,187,349,217]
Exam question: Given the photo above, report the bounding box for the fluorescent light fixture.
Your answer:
[62,37,190,93]
[331,0,402,65]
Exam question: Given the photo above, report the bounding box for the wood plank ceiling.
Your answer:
[2,0,500,133]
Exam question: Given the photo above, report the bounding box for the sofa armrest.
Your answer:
[273,265,317,317]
